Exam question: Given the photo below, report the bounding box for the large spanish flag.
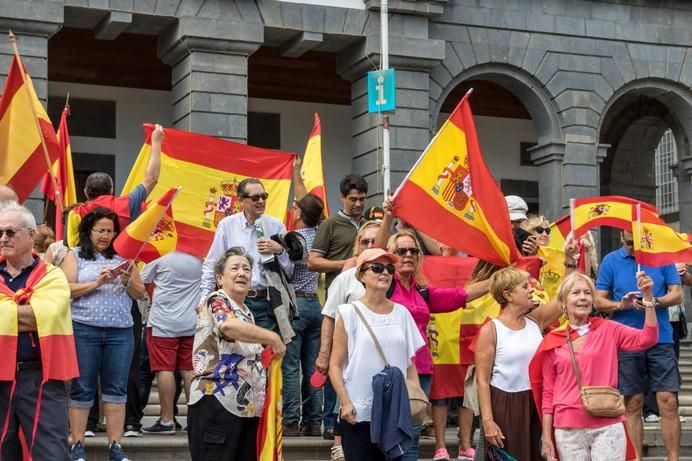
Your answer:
[393,93,520,267]
[633,205,692,267]
[257,347,283,461]
[301,113,329,216]
[572,195,658,237]
[41,105,77,240]
[0,55,61,202]
[122,125,295,258]
[113,187,179,263]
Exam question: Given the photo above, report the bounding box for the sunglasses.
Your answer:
[360,238,376,247]
[361,263,395,275]
[0,228,29,238]
[395,247,420,257]
[242,192,269,202]
[534,226,551,235]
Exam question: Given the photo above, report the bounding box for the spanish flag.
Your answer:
[257,347,283,461]
[572,196,658,237]
[122,125,295,258]
[41,105,77,240]
[0,55,61,202]
[547,214,571,250]
[113,187,179,263]
[301,113,329,216]
[633,205,692,267]
[393,93,520,267]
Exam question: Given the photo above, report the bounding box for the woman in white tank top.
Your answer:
[474,267,565,461]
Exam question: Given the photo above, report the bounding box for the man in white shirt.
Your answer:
[200,178,293,331]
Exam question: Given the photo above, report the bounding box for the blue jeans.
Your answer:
[282,296,323,427]
[245,297,278,332]
[402,373,432,461]
[70,322,134,407]
[323,380,338,430]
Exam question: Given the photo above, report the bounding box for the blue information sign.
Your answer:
[367,69,396,113]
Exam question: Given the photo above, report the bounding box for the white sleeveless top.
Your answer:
[490,317,543,392]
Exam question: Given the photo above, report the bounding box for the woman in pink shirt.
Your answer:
[386,229,490,461]
[534,271,658,461]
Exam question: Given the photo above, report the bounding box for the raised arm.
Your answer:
[292,156,308,201]
[142,124,163,195]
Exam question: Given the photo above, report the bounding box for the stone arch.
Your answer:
[598,78,692,202]
[430,63,562,144]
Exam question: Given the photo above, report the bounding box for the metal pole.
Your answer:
[380,0,391,195]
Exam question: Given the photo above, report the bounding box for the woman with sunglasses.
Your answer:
[330,248,425,461]
[61,207,146,461]
[386,229,490,461]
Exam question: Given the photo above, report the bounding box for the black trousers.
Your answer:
[340,421,398,461]
[187,396,258,461]
[124,301,143,429]
[0,370,69,460]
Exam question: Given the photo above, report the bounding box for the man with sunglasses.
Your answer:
[200,178,293,332]
[595,229,683,461]
[0,204,78,459]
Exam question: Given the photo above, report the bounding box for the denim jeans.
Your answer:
[401,373,432,461]
[245,297,278,332]
[282,296,323,427]
[70,322,134,407]
[323,380,338,430]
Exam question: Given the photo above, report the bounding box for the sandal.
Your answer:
[330,445,345,461]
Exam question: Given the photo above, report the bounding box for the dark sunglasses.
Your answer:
[624,240,635,247]
[242,192,269,202]
[361,263,395,275]
[534,226,551,235]
[0,228,28,238]
[360,238,376,246]
[395,247,420,257]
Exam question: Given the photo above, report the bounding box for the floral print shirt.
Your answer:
[188,289,266,417]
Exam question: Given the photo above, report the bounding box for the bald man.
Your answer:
[0,185,18,204]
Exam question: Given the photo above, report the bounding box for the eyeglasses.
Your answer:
[624,240,635,247]
[242,192,269,202]
[361,263,395,275]
[534,226,551,235]
[395,247,420,257]
[91,228,116,236]
[360,238,376,247]
[0,228,29,238]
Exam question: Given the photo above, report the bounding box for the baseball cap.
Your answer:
[355,248,399,273]
[505,195,528,221]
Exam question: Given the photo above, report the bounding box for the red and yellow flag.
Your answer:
[301,113,329,216]
[122,125,295,258]
[257,348,283,461]
[113,187,179,263]
[572,195,658,237]
[41,105,77,240]
[393,94,520,267]
[633,205,692,267]
[0,56,61,202]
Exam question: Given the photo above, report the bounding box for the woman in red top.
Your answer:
[386,229,489,461]
[535,271,658,461]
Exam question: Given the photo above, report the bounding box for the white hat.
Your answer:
[505,195,528,221]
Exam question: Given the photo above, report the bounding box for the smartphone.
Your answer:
[110,260,130,274]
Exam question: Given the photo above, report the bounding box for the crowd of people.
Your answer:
[0,127,691,461]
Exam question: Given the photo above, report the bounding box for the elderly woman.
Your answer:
[533,272,658,461]
[187,247,286,461]
[330,248,425,461]
[386,229,489,461]
[62,207,146,461]
[474,267,562,460]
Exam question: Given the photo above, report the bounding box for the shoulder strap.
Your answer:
[566,331,583,390]
[351,302,390,367]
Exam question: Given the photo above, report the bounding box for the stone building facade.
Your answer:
[1,0,691,231]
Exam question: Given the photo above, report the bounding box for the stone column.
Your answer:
[0,0,63,220]
[159,17,263,142]
[561,137,609,206]
[529,142,565,220]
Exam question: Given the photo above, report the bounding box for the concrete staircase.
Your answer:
[81,341,692,460]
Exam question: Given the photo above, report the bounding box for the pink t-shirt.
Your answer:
[389,275,467,375]
[542,320,658,429]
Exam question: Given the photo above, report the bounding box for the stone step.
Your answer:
[144,404,188,417]
[146,390,187,406]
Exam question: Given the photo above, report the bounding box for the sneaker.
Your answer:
[70,441,87,461]
[322,427,335,440]
[644,414,660,423]
[458,447,475,460]
[174,418,183,430]
[123,424,142,437]
[142,419,175,435]
[680,415,688,423]
[84,430,95,438]
[108,442,131,461]
[433,447,450,461]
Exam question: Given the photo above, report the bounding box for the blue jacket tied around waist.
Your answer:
[370,365,414,459]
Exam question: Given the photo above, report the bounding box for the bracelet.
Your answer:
[564,262,577,269]
[642,298,655,308]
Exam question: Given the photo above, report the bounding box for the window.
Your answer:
[654,129,679,215]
